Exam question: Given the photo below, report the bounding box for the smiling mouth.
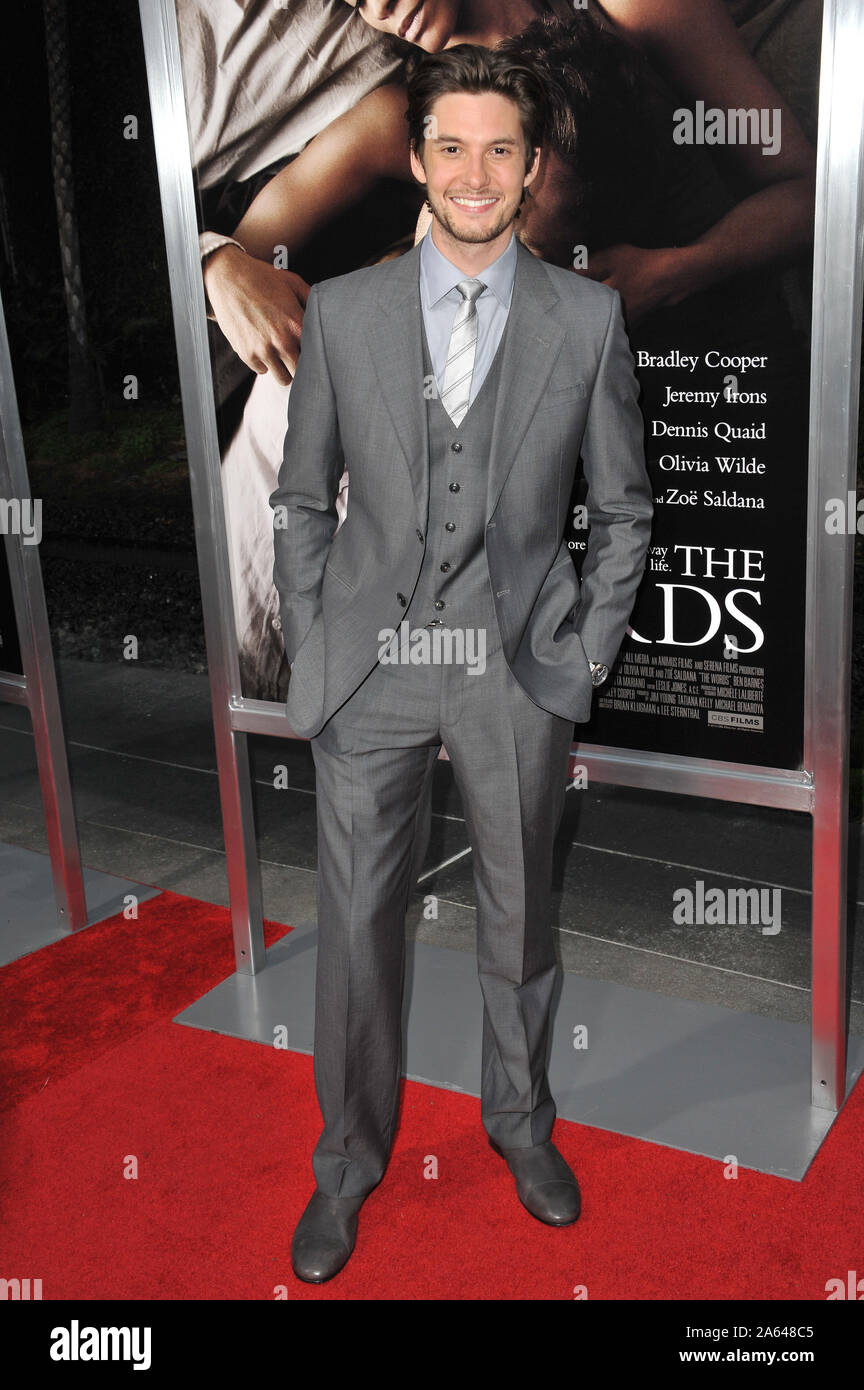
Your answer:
[449,196,499,209]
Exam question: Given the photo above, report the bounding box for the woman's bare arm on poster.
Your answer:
[603,0,813,185]
[203,83,413,381]
[585,0,816,320]
[234,82,412,258]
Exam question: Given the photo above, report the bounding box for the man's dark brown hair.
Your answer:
[403,43,547,175]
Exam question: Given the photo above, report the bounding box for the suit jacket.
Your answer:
[269,235,653,739]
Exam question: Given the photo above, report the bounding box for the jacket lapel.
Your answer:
[485,239,566,519]
[365,241,430,528]
[365,235,566,528]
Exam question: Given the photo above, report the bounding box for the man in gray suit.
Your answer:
[269,44,653,1284]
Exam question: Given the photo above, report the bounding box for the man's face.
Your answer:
[342,0,459,53]
[409,92,539,248]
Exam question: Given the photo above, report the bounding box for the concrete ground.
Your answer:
[1,657,862,1036]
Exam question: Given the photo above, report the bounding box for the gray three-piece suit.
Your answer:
[269,232,653,1198]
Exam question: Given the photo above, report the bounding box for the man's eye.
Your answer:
[439,146,510,155]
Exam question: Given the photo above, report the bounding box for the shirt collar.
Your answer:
[419,224,517,311]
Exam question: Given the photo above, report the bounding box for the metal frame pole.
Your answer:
[0,290,87,931]
[138,0,265,973]
[805,0,864,1109]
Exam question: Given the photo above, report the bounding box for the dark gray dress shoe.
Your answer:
[489,1138,582,1226]
[291,1190,366,1283]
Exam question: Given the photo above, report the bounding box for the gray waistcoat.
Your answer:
[405,315,509,657]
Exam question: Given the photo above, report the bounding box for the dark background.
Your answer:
[1,0,197,675]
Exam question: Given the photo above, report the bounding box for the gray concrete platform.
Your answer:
[175,919,864,1181]
[0,841,162,966]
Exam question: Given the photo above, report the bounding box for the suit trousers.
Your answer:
[308,632,575,1198]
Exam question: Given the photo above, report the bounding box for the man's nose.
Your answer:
[463,161,491,186]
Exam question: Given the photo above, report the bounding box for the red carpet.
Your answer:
[1,889,863,1299]
[0,888,291,1112]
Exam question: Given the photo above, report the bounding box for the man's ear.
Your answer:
[409,144,427,185]
[523,145,542,189]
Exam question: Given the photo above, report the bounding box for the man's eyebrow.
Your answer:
[431,135,520,145]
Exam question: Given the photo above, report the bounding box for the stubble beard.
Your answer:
[427,188,521,248]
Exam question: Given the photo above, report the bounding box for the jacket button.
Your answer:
[416,529,424,542]
[449,482,460,492]
[440,562,451,572]
[445,521,455,532]
[397,592,406,606]
[434,600,445,610]
[451,442,462,452]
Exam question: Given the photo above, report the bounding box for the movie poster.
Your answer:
[174,0,821,772]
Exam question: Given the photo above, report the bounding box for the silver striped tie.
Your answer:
[440,278,485,427]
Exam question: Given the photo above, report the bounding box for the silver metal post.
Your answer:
[0,290,87,931]
[805,0,864,1109]
[138,0,265,973]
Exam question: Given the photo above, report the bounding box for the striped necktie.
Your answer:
[440,278,485,427]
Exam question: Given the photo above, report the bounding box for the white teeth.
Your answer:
[452,197,497,207]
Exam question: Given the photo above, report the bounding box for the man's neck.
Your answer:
[429,219,515,277]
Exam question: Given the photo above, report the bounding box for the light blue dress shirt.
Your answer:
[418,226,517,409]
